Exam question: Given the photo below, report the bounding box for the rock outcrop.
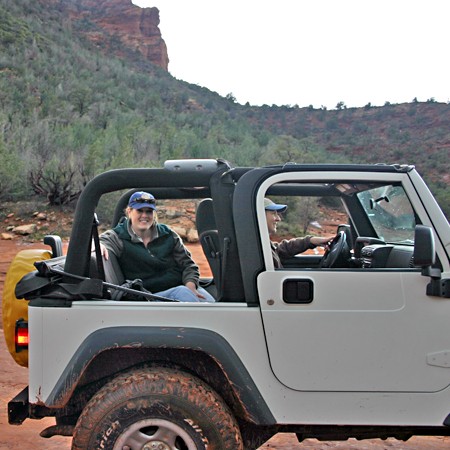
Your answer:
[57,0,169,70]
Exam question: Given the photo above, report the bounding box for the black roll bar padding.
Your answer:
[64,163,230,280]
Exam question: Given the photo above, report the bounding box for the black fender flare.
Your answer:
[45,326,275,425]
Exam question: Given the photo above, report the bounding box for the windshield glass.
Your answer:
[356,185,416,244]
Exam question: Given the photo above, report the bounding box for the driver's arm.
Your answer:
[275,236,314,259]
[276,235,334,258]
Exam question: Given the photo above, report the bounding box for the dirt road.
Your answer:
[1,240,449,449]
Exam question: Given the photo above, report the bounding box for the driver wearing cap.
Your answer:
[265,198,335,268]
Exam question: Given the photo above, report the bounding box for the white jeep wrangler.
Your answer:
[3,159,450,449]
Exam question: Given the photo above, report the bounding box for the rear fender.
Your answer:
[45,326,275,426]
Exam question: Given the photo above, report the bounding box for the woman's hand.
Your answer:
[91,242,110,260]
[185,281,205,299]
[100,243,109,260]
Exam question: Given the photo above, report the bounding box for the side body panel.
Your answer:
[28,303,271,404]
[28,298,450,427]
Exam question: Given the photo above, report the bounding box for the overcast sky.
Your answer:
[132,0,449,109]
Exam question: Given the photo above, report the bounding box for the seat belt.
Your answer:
[91,214,106,281]
[220,237,231,293]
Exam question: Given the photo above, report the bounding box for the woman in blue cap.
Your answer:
[100,191,215,302]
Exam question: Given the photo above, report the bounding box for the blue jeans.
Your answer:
[155,285,215,303]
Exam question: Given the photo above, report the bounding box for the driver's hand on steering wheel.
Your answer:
[310,235,335,249]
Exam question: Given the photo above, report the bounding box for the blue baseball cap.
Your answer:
[128,191,156,210]
[264,198,287,213]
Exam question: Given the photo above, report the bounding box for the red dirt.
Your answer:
[1,240,449,449]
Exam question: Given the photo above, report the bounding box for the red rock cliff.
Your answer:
[55,0,169,70]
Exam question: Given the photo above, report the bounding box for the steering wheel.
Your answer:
[320,231,348,268]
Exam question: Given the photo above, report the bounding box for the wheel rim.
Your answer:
[113,418,198,450]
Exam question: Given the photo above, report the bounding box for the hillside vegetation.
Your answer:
[0,0,449,218]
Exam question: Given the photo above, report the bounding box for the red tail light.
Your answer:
[15,319,29,352]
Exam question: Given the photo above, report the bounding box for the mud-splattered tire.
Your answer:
[72,366,243,450]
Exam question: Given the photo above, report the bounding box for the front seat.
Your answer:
[196,199,223,296]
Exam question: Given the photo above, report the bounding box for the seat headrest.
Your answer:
[196,198,216,232]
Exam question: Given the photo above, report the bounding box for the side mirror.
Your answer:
[413,225,435,268]
[414,225,450,298]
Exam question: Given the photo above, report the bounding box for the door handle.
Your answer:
[283,279,314,304]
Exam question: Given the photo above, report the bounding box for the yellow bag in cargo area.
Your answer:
[2,249,51,367]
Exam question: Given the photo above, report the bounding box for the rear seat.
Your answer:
[89,251,125,299]
[102,252,125,286]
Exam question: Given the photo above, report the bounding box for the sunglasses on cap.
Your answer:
[133,196,156,204]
